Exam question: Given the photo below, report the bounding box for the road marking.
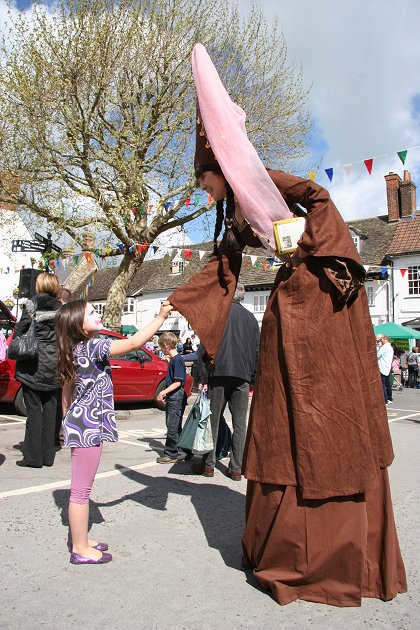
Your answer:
[0,459,160,500]
[388,411,420,423]
[0,416,26,424]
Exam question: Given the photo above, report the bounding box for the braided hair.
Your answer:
[195,164,242,256]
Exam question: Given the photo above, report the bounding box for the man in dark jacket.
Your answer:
[14,273,61,468]
[193,283,260,480]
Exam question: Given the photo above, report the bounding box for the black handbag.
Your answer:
[7,307,38,361]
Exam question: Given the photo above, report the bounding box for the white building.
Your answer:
[0,208,41,317]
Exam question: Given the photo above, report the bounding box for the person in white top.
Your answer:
[376,334,394,404]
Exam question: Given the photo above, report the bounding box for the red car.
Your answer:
[0,301,192,415]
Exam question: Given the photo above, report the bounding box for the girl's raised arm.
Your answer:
[109,302,173,357]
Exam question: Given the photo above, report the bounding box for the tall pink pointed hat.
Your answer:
[192,43,291,251]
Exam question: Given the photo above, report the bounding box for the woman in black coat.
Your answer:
[14,272,61,468]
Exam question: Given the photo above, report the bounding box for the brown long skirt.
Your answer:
[242,470,407,607]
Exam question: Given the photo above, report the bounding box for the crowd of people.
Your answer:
[376,334,420,403]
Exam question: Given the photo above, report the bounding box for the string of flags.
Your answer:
[306,145,420,183]
[120,192,213,223]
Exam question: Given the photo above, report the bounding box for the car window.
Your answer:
[97,333,152,362]
[113,349,153,362]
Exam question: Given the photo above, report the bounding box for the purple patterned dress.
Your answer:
[63,338,118,448]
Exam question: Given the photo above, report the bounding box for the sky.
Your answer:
[237,0,420,220]
[4,0,420,233]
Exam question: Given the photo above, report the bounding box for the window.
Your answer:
[122,298,135,314]
[408,265,420,295]
[171,260,185,274]
[366,286,375,306]
[93,302,106,315]
[253,294,269,312]
[351,235,360,251]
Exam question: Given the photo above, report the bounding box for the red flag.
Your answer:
[208,194,212,204]
[364,158,373,174]
[184,249,192,259]
[132,207,137,215]
[400,268,407,277]
[185,198,191,207]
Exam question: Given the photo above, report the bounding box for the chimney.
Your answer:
[400,170,416,217]
[384,172,402,222]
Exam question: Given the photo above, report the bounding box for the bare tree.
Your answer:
[0,0,311,329]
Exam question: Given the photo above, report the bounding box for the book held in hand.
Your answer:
[273,218,306,254]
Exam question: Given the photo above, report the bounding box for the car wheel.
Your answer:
[14,387,27,416]
[153,381,166,411]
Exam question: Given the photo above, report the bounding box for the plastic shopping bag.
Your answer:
[177,393,202,451]
[192,392,213,454]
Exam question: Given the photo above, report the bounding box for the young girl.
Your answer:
[55,299,172,565]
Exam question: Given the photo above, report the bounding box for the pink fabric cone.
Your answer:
[192,43,291,251]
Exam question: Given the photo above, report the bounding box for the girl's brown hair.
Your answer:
[55,300,90,384]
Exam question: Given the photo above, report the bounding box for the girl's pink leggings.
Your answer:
[70,443,103,505]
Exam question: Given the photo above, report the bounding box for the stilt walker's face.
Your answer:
[198,171,227,201]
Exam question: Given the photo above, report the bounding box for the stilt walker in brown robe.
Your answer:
[169,44,407,607]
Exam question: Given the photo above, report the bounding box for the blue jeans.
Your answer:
[407,366,419,388]
[164,387,187,458]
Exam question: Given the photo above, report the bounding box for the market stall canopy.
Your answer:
[373,322,420,339]
[121,325,138,336]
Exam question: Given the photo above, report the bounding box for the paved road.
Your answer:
[0,390,419,630]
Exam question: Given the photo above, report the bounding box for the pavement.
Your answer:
[0,389,419,630]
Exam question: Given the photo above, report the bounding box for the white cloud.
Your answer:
[238,0,420,218]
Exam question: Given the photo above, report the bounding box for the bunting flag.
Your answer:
[165,202,171,211]
[198,250,205,260]
[308,172,316,182]
[183,249,192,259]
[364,158,373,174]
[250,255,257,266]
[118,243,125,253]
[380,266,387,277]
[152,245,159,254]
[400,268,407,277]
[185,198,191,207]
[325,167,334,182]
[132,207,137,216]
[313,145,420,185]
[148,204,153,214]
[208,194,212,204]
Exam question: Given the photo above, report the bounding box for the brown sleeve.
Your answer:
[267,169,366,300]
[169,250,242,363]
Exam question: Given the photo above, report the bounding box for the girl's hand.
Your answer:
[159,301,173,318]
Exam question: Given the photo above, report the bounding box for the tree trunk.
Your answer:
[102,252,144,331]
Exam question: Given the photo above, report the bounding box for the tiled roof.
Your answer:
[72,259,160,300]
[387,213,420,255]
[346,216,397,265]
[71,211,419,299]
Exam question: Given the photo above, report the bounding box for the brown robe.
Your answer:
[169,170,406,606]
